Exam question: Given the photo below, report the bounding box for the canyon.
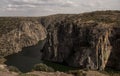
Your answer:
[0,11,120,76]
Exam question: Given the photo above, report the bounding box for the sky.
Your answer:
[0,0,120,16]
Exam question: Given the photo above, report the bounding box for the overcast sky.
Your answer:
[0,0,120,16]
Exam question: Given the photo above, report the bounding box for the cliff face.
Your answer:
[0,20,47,56]
[42,21,112,70]
[107,26,120,70]
[0,11,120,71]
[41,11,120,70]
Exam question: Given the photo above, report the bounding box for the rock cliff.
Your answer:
[0,11,120,71]
[0,19,47,56]
[40,11,120,70]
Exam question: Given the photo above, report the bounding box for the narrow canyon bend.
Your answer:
[0,11,120,73]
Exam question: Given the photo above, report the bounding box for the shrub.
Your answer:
[0,57,6,64]
[8,66,21,73]
[33,63,54,72]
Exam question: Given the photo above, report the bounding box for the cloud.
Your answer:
[0,0,120,16]
[9,0,76,8]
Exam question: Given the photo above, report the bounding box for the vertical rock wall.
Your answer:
[42,21,112,70]
[106,27,120,70]
[95,29,112,70]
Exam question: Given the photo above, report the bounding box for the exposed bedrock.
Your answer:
[41,11,120,70]
[0,21,47,57]
[106,27,120,70]
[42,21,114,70]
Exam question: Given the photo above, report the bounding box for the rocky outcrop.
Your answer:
[106,26,120,70]
[42,21,113,70]
[41,11,120,70]
[0,21,47,56]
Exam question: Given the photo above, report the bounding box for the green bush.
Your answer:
[8,66,21,73]
[33,63,54,72]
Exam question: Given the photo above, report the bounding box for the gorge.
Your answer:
[0,11,120,73]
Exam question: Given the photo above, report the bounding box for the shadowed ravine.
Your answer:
[4,40,46,72]
[4,39,78,73]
